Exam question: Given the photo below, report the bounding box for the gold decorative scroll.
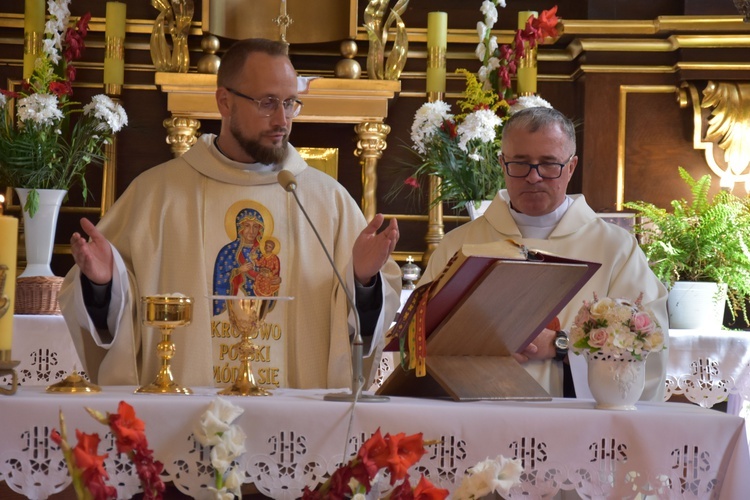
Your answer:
[364,0,409,80]
[680,81,750,189]
[150,0,193,73]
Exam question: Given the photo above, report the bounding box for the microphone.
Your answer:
[278,170,388,403]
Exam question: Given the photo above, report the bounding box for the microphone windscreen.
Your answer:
[277,170,297,192]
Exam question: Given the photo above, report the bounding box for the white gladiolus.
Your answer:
[480,1,498,27]
[196,398,247,499]
[17,93,63,127]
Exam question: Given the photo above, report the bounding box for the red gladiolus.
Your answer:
[404,177,420,189]
[77,12,92,37]
[383,432,426,485]
[389,477,414,500]
[328,465,354,499]
[358,428,390,478]
[413,476,450,500]
[49,81,72,97]
[106,401,165,499]
[0,88,20,99]
[535,6,560,39]
[64,28,85,62]
[66,64,77,83]
[109,401,147,454]
[441,119,458,138]
[72,431,117,500]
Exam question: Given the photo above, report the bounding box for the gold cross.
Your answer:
[272,0,294,43]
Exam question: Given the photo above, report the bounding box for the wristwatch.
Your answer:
[554,330,569,362]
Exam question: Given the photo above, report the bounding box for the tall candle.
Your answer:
[426,12,447,94]
[23,0,46,79]
[516,11,538,96]
[0,197,18,355]
[104,1,127,88]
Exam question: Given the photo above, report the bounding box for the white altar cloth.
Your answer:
[2,315,85,387]
[666,328,750,409]
[0,386,748,499]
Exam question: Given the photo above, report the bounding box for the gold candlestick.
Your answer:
[136,295,193,394]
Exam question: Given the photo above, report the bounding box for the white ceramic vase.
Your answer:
[586,351,646,410]
[466,200,492,220]
[15,188,67,278]
[667,281,727,330]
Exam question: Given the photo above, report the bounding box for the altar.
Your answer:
[0,386,748,499]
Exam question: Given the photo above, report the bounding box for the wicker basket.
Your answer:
[15,276,64,315]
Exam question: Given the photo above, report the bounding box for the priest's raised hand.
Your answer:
[70,217,113,286]
[353,214,399,286]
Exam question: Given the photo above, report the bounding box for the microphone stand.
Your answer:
[281,173,388,403]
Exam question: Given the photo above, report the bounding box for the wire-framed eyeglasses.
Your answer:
[501,154,575,179]
[226,88,304,118]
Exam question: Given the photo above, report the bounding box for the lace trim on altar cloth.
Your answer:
[0,346,91,388]
[665,356,749,409]
[0,425,730,499]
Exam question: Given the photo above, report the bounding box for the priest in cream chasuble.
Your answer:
[59,135,402,389]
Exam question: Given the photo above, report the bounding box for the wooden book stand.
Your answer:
[377,258,598,401]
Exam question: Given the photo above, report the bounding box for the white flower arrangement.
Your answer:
[392,2,561,210]
[194,398,247,499]
[452,455,523,499]
[570,293,666,360]
[0,0,128,217]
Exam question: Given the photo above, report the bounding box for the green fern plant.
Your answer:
[624,167,750,323]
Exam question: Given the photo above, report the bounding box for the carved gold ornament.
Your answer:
[681,81,750,189]
[364,0,409,80]
[150,0,193,73]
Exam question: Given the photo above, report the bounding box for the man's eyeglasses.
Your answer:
[501,154,574,179]
[226,88,303,118]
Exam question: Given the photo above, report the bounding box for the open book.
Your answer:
[379,240,600,401]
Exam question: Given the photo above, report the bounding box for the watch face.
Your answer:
[555,336,569,350]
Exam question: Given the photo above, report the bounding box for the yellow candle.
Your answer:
[426,11,447,94]
[103,1,127,87]
[516,11,538,96]
[23,0,46,79]
[0,205,18,354]
[518,10,538,30]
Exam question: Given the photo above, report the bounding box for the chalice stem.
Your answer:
[154,328,176,386]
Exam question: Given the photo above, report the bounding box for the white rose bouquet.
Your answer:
[570,293,666,360]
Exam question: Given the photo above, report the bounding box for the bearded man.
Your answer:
[60,38,401,390]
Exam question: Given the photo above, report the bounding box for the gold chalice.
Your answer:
[212,295,291,396]
[136,295,193,395]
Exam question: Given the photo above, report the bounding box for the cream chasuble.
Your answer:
[59,134,401,389]
[419,190,669,401]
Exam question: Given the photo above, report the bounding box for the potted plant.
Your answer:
[0,0,127,280]
[624,167,750,329]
